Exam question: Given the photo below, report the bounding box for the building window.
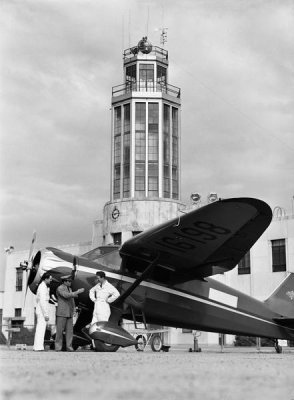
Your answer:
[238,252,251,275]
[172,107,178,137]
[171,107,179,200]
[16,268,23,291]
[163,104,170,198]
[126,64,136,91]
[148,103,159,161]
[123,163,130,198]
[135,103,146,162]
[0,309,2,328]
[113,106,122,199]
[114,106,121,136]
[15,308,22,317]
[111,232,121,245]
[172,166,178,200]
[148,163,159,197]
[272,239,286,272]
[135,162,145,197]
[135,103,146,198]
[113,164,121,200]
[123,104,131,198]
[172,136,178,167]
[157,65,167,86]
[132,231,142,236]
[114,135,121,164]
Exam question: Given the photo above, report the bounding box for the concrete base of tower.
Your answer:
[92,198,186,247]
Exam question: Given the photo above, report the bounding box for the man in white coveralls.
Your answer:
[33,272,52,351]
[89,271,120,323]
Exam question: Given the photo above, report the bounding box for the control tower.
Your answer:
[93,37,185,246]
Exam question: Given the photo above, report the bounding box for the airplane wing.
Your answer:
[119,198,272,283]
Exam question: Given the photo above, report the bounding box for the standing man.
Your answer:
[55,275,84,351]
[33,272,52,351]
[89,271,120,324]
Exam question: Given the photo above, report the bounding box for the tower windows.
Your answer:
[139,64,154,91]
[114,106,121,136]
[135,163,145,197]
[163,104,171,198]
[157,65,167,86]
[135,103,146,197]
[172,167,178,199]
[113,106,122,199]
[148,103,159,197]
[148,104,159,161]
[148,163,159,197]
[172,107,179,199]
[126,64,136,91]
[123,104,130,198]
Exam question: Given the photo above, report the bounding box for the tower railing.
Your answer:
[112,82,181,98]
[123,45,168,62]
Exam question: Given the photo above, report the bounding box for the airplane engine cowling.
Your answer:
[88,321,137,347]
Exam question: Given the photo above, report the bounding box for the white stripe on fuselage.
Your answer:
[73,266,287,330]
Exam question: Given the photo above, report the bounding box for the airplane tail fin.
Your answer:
[264,273,294,319]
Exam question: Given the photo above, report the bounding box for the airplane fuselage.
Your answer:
[31,247,294,342]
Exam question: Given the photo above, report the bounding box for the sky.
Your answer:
[1,0,294,266]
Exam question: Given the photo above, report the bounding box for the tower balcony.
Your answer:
[123,45,168,64]
[112,82,181,101]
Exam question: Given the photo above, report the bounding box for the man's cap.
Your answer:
[61,274,72,281]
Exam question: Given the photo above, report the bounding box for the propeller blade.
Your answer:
[23,273,29,308]
[27,231,36,270]
[71,256,77,280]
[23,231,37,308]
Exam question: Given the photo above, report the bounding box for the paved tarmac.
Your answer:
[1,345,294,400]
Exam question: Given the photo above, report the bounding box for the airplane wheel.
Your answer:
[275,345,282,354]
[135,335,146,351]
[93,340,119,352]
[151,335,163,352]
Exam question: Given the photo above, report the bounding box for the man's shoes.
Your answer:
[66,347,74,352]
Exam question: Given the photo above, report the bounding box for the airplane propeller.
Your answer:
[22,231,36,308]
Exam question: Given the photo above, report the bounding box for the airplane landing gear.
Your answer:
[274,339,282,354]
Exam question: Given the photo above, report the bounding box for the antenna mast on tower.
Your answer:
[160,28,168,46]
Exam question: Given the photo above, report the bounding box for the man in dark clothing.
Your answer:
[55,275,84,351]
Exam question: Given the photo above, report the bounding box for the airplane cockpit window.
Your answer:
[81,245,122,272]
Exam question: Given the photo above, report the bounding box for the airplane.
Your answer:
[23,197,294,353]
